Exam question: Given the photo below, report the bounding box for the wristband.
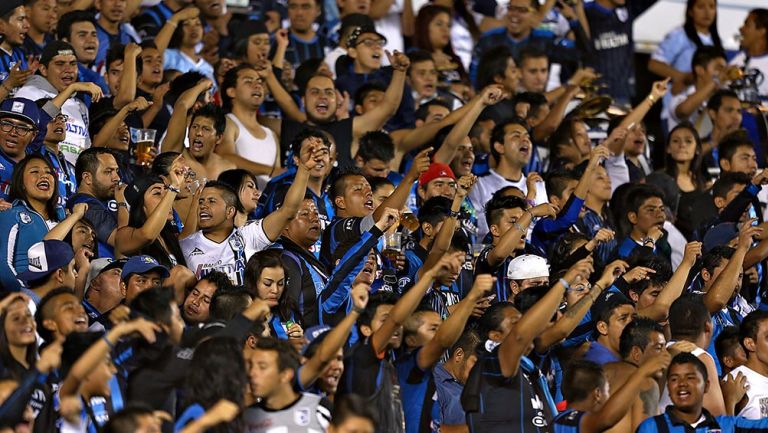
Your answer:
[647,94,656,104]
[352,305,365,314]
[513,222,526,234]
[117,202,128,209]
[559,278,571,290]
[166,184,181,193]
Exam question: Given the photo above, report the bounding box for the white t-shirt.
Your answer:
[468,168,548,240]
[730,51,768,100]
[180,219,272,285]
[730,365,768,419]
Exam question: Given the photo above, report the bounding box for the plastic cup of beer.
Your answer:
[382,232,402,261]
[131,128,157,167]
[471,243,488,259]
[401,211,420,232]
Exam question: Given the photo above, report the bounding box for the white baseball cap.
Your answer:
[507,254,550,280]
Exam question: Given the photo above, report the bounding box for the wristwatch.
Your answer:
[641,237,655,246]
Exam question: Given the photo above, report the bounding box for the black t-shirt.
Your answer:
[280,118,354,169]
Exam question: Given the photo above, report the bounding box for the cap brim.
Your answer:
[17,269,55,282]
[0,111,36,128]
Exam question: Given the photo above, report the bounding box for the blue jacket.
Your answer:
[637,407,768,433]
[335,64,416,131]
[0,200,60,292]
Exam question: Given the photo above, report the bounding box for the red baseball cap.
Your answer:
[419,163,456,188]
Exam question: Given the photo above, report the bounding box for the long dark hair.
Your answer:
[664,121,706,191]
[683,0,722,49]
[183,337,246,433]
[10,154,61,221]
[218,169,258,214]
[0,296,37,381]
[128,177,187,268]
[413,5,469,82]
[244,249,299,323]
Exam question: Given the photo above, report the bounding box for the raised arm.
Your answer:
[416,274,494,369]
[154,7,199,56]
[637,241,701,321]
[299,283,368,388]
[261,59,306,122]
[373,147,431,221]
[353,51,410,139]
[271,29,289,68]
[486,203,557,267]
[45,203,87,241]
[703,225,755,313]
[434,86,503,164]
[499,258,593,377]
[113,43,141,110]
[615,78,668,133]
[94,97,151,148]
[162,79,212,153]
[581,352,671,433]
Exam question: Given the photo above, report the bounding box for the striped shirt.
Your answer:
[285,32,330,70]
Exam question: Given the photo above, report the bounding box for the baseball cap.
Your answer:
[703,223,738,253]
[40,40,77,67]
[301,325,331,356]
[18,240,75,282]
[418,163,455,188]
[0,0,25,18]
[125,175,165,208]
[0,98,40,128]
[85,258,127,292]
[347,25,387,48]
[340,14,375,38]
[121,255,170,281]
[590,290,633,325]
[507,254,549,280]
[234,20,268,40]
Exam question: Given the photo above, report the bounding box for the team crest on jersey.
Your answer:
[19,212,32,224]
[107,200,118,212]
[294,408,310,426]
[615,7,628,22]
[532,415,547,427]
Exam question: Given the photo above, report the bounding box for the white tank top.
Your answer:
[730,365,768,419]
[226,113,278,189]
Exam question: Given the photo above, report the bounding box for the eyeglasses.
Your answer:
[54,114,69,123]
[0,120,36,137]
[356,39,386,48]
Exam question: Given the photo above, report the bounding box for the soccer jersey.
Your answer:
[243,393,332,433]
[180,220,272,285]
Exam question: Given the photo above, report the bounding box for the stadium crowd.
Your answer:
[0,0,767,431]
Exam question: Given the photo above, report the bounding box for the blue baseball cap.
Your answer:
[121,255,170,281]
[703,223,739,254]
[18,240,75,282]
[0,98,40,129]
[301,325,331,356]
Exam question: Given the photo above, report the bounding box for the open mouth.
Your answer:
[74,315,88,328]
[36,179,51,191]
[61,75,75,85]
[119,134,130,144]
[364,199,374,211]
[199,211,212,221]
[315,102,329,115]
[371,52,382,61]
[84,44,97,55]
[191,138,204,152]
[519,145,530,155]
[54,125,65,134]
[251,90,264,99]
[461,157,473,170]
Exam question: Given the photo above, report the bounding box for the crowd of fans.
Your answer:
[0,0,767,431]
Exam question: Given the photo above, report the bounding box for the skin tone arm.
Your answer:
[299,283,369,387]
[418,175,476,278]
[372,147,431,221]
[499,258,593,377]
[702,352,726,416]
[580,353,672,433]
[721,372,749,416]
[371,255,454,354]
[44,203,87,240]
[113,44,141,110]
[704,225,756,313]
[636,241,701,321]
[434,86,503,164]
[51,82,103,110]
[163,79,213,153]
[260,141,321,240]
[352,51,410,139]
[271,29,289,68]
[486,203,557,267]
[648,59,690,84]
[178,401,240,433]
[178,184,204,239]
[260,59,306,122]
[94,98,152,148]
[217,117,280,176]
[614,79,669,138]
[114,158,184,255]
[573,146,610,199]
[369,0,396,20]
[59,318,159,398]
[674,66,738,120]
[535,260,627,352]
[154,7,200,56]
[416,274,494,370]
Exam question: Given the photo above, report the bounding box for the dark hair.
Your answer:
[701,245,735,274]
[359,291,398,330]
[749,9,768,47]
[476,46,513,90]
[150,151,182,177]
[203,180,239,211]
[329,168,365,202]
[477,302,515,340]
[357,131,394,162]
[489,117,528,162]
[519,45,548,65]
[34,287,76,343]
[712,171,750,199]
[294,58,327,95]
[547,117,587,170]
[619,317,665,359]
[739,310,768,353]
[718,130,754,165]
[0,295,37,380]
[408,49,435,68]
[627,254,673,296]
[217,169,257,214]
[412,5,467,83]
[545,169,577,201]
[450,328,481,358]
[253,336,300,373]
[209,287,251,321]
[683,0,722,49]
[418,196,453,227]
[105,43,126,72]
[221,64,256,112]
[60,331,102,379]
[290,128,332,158]
[368,176,394,194]
[484,194,527,230]
[167,71,208,107]
[706,88,739,112]
[690,45,726,77]
[330,394,378,427]
[199,270,233,292]
[513,91,548,121]
[664,122,706,190]
[184,337,246,432]
[56,10,96,40]
[625,184,665,228]
[75,147,115,184]
[102,404,156,433]
[10,154,60,221]
[129,287,174,328]
[594,296,634,327]
[715,325,741,366]
[514,285,552,314]
[562,360,605,403]
[354,81,388,108]
[127,176,186,269]
[549,232,590,273]
[190,103,226,136]
[415,99,451,122]
[244,249,297,322]
[668,352,708,382]
[668,294,710,341]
